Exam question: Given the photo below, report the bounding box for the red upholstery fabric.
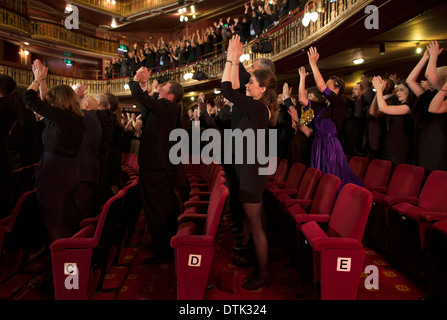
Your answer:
[51,191,125,300]
[363,159,392,193]
[326,184,373,240]
[348,156,368,180]
[388,170,447,277]
[299,183,373,300]
[170,183,229,300]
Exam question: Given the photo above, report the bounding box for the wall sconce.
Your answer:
[302,0,320,27]
[183,72,193,80]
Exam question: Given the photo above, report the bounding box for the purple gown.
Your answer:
[310,105,365,189]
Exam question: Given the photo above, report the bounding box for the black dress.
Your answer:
[221,81,270,203]
[381,113,414,167]
[23,89,85,243]
[412,89,447,172]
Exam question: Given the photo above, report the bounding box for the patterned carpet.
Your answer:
[0,210,430,302]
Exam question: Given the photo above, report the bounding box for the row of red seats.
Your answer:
[50,175,141,300]
[266,157,447,299]
[264,159,373,300]
[170,159,229,300]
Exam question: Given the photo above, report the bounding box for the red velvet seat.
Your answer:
[362,159,392,193]
[0,190,44,283]
[274,167,322,209]
[363,164,425,252]
[51,191,125,300]
[170,184,229,300]
[267,158,288,183]
[388,170,447,277]
[299,183,373,300]
[427,218,447,298]
[267,167,322,244]
[285,174,341,266]
[348,156,369,181]
[265,162,306,197]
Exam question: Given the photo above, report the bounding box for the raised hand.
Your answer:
[307,47,320,66]
[282,82,292,99]
[427,40,443,57]
[288,105,299,123]
[371,76,386,93]
[32,59,48,82]
[298,66,308,77]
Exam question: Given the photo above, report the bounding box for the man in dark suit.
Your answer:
[129,67,183,264]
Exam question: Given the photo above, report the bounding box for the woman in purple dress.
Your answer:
[300,47,364,188]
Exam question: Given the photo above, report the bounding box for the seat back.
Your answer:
[418,170,447,211]
[386,164,425,197]
[296,167,322,200]
[283,162,306,190]
[348,156,369,180]
[204,184,230,237]
[309,174,341,216]
[326,184,373,241]
[273,159,288,183]
[363,159,392,190]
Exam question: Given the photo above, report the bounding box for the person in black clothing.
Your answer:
[0,74,19,219]
[23,59,85,243]
[106,93,124,193]
[67,96,102,233]
[129,67,183,264]
[222,35,278,291]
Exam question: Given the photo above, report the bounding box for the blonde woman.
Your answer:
[23,59,85,243]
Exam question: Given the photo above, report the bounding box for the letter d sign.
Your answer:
[188,254,202,267]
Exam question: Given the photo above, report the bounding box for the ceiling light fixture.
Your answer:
[379,43,385,55]
[65,4,73,12]
[353,58,364,65]
[416,43,422,54]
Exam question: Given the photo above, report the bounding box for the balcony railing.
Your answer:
[55,0,183,16]
[0,7,126,56]
[1,0,371,97]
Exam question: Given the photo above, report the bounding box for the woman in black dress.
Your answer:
[371,76,416,167]
[407,41,447,172]
[221,35,278,290]
[23,59,85,243]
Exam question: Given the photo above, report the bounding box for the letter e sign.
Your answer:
[188,254,202,267]
[336,257,351,272]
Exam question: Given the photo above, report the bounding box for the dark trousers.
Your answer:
[67,181,97,234]
[139,168,180,257]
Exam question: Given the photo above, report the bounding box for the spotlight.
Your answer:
[353,58,364,65]
[65,4,73,12]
